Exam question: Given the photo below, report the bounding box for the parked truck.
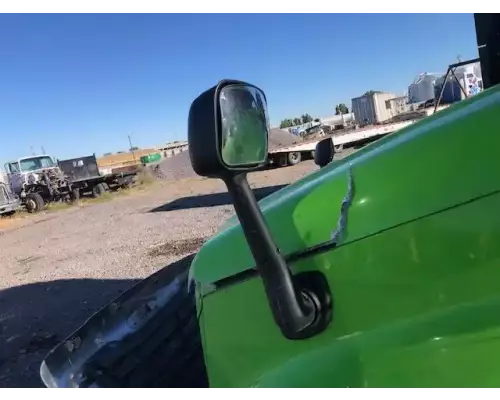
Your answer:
[267,119,418,167]
[57,154,137,199]
[0,182,21,217]
[5,155,77,213]
[4,153,137,213]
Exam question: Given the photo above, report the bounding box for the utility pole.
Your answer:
[41,146,46,154]
[128,134,136,163]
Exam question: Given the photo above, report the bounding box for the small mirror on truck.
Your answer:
[188,79,332,341]
[314,137,335,168]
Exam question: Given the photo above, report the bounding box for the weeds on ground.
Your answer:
[2,172,160,222]
[46,201,73,213]
[136,169,158,187]
[78,191,115,205]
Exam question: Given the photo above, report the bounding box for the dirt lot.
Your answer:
[0,151,355,387]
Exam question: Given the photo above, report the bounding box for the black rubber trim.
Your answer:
[213,267,259,290]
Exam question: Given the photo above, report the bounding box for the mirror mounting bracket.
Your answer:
[188,79,333,340]
[224,173,332,340]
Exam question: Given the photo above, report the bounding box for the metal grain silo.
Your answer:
[434,75,462,104]
[408,73,441,104]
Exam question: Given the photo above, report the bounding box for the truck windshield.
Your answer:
[19,156,55,172]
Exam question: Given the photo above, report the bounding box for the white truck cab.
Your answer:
[5,155,58,196]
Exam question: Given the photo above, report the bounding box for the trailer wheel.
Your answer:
[310,150,315,159]
[334,144,344,153]
[288,152,302,165]
[70,188,80,203]
[92,183,107,198]
[25,193,45,213]
[121,179,133,190]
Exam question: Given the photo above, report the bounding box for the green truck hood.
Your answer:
[190,85,500,287]
[217,175,317,233]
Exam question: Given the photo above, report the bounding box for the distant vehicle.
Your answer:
[4,154,137,213]
[0,182,21,217]
[289,120,323,138]
[57,154,137,198]
[267,119,418,167]
[5,155,76,213]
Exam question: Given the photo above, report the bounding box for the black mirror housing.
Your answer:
[314,137,335,168]
[188,79,269,178]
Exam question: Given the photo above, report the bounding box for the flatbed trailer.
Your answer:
[267,119,419,167]
[58,154,136,198]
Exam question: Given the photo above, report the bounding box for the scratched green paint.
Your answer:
[191,85,500,387]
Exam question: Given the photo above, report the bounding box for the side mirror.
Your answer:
[188,80,269,177]
[314,138,334,168]
[188,79,331,340]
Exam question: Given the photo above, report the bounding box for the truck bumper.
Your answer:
[0,200,21,215]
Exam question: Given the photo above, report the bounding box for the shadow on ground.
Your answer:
[0,277,140,388]
[149,184,288,213]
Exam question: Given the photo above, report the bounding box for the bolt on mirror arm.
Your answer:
[224,173,328,340]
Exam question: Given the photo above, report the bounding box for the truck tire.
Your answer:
[25,193,44,213]
[71,188,80,202]
[288,152,301,165]
[81,254,209,388]
[92,183,107,198]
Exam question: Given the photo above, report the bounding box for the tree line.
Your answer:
[103,146,139,156]
[279,113,316,129]
[279,103,350,129]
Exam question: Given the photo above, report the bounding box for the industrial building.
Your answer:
[408,73,441,104]
[386,96,408,117]
[156,141,189,158]
[351,91,397,126]
[434,61,483,104]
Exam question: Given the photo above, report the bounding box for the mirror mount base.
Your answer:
[223,173,333,340]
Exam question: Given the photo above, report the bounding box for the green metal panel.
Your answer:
[140,153,161,164]
[191,85,500,387]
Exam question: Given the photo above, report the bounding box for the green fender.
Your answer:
[190,85,500,387]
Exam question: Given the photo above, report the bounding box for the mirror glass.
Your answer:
[219,84,269,167]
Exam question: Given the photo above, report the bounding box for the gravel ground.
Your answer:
[0,149,355,388]
[157,151,197,180]
[268,128,301,150]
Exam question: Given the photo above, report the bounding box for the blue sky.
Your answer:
[0,13,478,163]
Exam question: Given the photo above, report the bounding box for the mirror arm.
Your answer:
[224,173,331,340]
